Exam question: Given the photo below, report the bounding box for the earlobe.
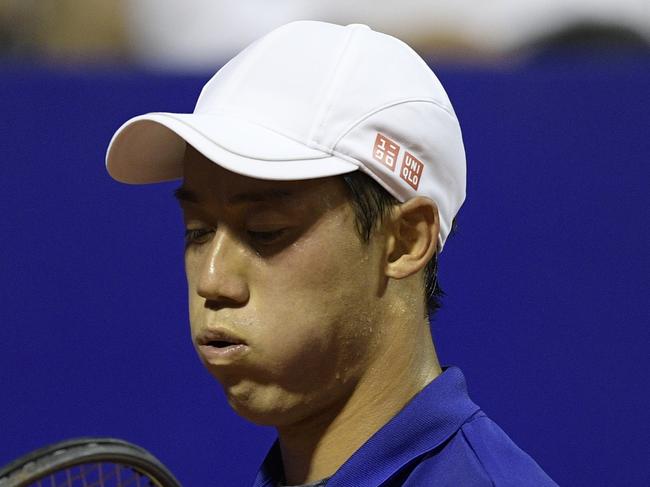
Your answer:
[385,197,439,279]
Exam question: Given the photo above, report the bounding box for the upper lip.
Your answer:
[196,328,248,347]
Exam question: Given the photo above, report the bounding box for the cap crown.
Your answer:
[194,21,466,248]
[196,21,453,146]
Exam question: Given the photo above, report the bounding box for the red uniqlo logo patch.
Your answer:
[373,133,400,171]
[400,152,424,190]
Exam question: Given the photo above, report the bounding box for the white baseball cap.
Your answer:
[106,20,466,251]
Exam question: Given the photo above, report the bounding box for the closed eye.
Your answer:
[184,228,213,246]
[247,229,287,245]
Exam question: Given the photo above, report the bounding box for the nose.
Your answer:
[195,227,250,306]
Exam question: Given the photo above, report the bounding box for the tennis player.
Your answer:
[106,21,557,487]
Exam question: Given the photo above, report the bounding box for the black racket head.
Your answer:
[0,437,182,487]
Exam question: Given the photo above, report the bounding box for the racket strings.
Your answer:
[31,462,156,487]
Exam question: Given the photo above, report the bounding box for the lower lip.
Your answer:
[198,344,250,363]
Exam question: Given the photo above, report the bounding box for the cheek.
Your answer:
[250,231,380,376]
[184,252,214,342]
[269,213,373,302]
[184,256,200,326]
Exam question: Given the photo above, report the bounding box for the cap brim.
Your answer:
[106,112,359,184]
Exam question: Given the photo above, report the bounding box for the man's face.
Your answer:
[178,147,387,426]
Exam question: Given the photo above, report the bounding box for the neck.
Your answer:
[277,316,441,485]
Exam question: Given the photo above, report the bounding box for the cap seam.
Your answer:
[195,36,269,113]
[307,24,360,143]
[157,113,333,162]
[187,108,354,158]
[184,109,333,154]
[332,97,458,149]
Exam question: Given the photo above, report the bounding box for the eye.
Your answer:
[184,228,213,246]
[247,228,286,245]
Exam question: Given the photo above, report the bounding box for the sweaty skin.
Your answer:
[178,146,442,484]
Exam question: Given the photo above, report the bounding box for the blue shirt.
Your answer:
[253,366,557,486]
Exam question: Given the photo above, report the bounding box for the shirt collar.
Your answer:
[253,366,479,487]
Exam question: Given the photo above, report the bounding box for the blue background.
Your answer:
[1,54,648,486]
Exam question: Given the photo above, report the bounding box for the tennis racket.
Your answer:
[0,437,182,487]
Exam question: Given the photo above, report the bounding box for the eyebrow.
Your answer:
[173,187,198,203]
[173,186,296,205]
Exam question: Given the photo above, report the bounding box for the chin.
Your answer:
[229,403,285,426]
[222,380,289,424]
[222,379,318,427]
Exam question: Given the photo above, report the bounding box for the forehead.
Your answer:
[179,146,349,208]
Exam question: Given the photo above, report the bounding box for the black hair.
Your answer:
[340,171,457,317]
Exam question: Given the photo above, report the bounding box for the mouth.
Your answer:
[196,329,250,363]
[207,339,243,348]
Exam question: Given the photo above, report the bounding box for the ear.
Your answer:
[385,197,439,279]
